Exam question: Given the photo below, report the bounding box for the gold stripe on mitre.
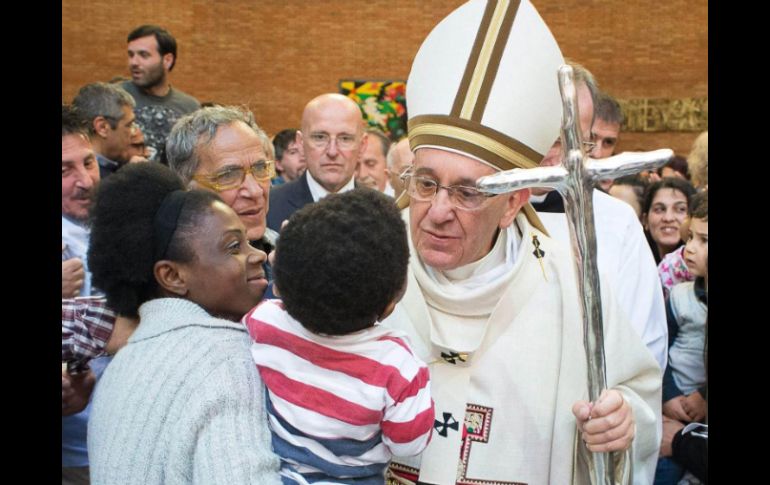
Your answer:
[408,115,541,171]
[402,115,549,236]
[451,0,521,122]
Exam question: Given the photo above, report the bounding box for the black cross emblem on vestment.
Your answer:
[434,412,459,437]
[440,351,466,364]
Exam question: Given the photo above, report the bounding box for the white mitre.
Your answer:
[398,0,564,234]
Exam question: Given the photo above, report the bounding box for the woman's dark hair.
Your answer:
[641,177,696,216]
[274,188,409,335]
[88,163,221,317]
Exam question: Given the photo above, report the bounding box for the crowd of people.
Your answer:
[62,3,708,484]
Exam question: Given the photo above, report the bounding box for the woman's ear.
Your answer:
[154,260,188,296]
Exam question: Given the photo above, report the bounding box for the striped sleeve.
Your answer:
[245,300,434,470]
[380,336,434,457]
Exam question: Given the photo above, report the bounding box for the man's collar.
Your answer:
[135,81,172,98]
[306,171,355,202]
[62,213,89,230]
[96,153,120,169]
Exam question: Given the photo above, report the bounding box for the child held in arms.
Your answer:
[244,188,434,485]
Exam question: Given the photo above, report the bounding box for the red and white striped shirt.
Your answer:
[244,299,433,483]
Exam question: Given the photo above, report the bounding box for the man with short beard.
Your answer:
[121,25,200,165]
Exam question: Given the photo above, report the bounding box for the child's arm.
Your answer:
[381,359,434,458]
[62,297,117,373]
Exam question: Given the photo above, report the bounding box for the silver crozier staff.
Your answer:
[477,65,672,485]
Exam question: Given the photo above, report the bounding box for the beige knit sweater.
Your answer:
[87,298,281,485]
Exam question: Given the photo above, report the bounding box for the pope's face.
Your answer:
[409,148,528,270]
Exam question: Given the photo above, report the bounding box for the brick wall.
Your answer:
[62,0,707,155]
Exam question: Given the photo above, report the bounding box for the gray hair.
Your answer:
[386,141,398,169]
[594,90,624,125]
[62,104,89,139]
[387,137,411,171]
[72,82,136,133]
[166,105,274,185]
[365,127,390,159]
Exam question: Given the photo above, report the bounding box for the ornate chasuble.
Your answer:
[383,212,662,485]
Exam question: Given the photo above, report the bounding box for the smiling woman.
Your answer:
[85,162,280,485]
[641,177,696,263]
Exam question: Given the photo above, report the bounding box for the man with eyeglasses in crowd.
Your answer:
[266,93,368,231]
[167,106,278,262]
[72,82,142,179]
[386,137,415,199]
[382,1,660,483]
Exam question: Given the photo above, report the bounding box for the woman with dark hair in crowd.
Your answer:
[641,177,696,264]
[86,162,280,484]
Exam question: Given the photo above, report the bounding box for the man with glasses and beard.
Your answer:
[121,25,200,165]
